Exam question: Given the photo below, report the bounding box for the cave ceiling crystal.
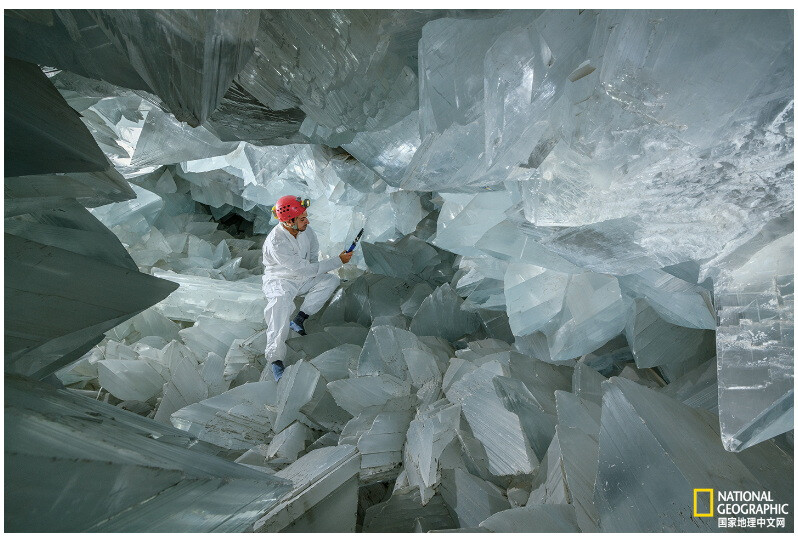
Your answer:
[4,8,793,533]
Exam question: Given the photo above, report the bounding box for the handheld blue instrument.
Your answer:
[346,228,364,253]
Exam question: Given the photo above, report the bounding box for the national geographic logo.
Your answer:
[694,489,790,529]
[694,489,714,517]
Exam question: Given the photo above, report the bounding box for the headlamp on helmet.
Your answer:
[272,195,310,222]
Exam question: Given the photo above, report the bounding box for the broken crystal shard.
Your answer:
[624,297,715,382]
[6,8,795,533]
[6,376,291,532]
[307,432,339,452]
[254,445,360,533]
[454,256,508,311]
[526,425,600,531]
[493,376,556,462]
[404,401,461,504]
[439,467,511,527]
[363,235,455,285]
[5,56,110,177]
[595,376,788,531]
[537,217,661,276]
[371,314,409,330]
[409,283,482,342]
[571,361,606,406]
[97,359,164,402]
[476,309,515,344]
[432,191,514,257]
[132,107,239,167]
[618,268,716,330]
[599,11,790,149]
[250,11,418,137]
[618,363,665,390]
[151,269,267,323]
[554,390,601,436]
[399,118,491,192]
[6,200,138,272]
[578,335,633,376]
[418,12,535,137]
[340,407,383,446]
[286,331,339,362]
[475,219,581,273]
[171,381,277,450]
[391,190,427,236]
[204,81,306,145]
[272,360,322,434]
[356,410,414,482]
[300,387,353,433]
[222,341,264,381]
[341,111,421,186]
[660,357,719,413]
[235,444,278,470]
[266,421,318,464]
[517,271,629,362]
[5,10,152,91]
[335,274,416,326]
[309,343,361,382]
[506,352,572,416]
[106,307,181,345]
[178,316,258,364]
[5,233,178,379]
[201,352,227,398]
[479,504,580,533]
[446,361,537,475]
[483,11,597,171]
[90,183,164,235]
[506,487,530,508]
[5,166,136,213]
[518,141,603,228]
[322,324,369,346]
[357,325,423,379]
[504,263,570,337]
[327,375,411,417]
[714,226,794,451]
[442,358,478,395]
[153,345,209,424]
[363,487,456,532]
[54,347,102,388]
[89,10,258,127]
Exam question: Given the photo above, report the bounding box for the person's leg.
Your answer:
[289,273,341,335]
[298,273,341,315]
[261,281,299,381]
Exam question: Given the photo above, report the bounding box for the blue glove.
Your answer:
[271,360,285,382]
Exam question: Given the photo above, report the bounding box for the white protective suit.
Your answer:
[261,223,342,366]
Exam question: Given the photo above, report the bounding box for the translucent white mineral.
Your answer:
[713,216,794,451]
[595,376,790,531]
[171,381,277,450]
[445,361,537,476]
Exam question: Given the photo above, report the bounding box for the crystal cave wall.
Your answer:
[4,8,794,532]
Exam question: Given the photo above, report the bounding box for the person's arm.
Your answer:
[309,228,321,263]
[266,232,342,278]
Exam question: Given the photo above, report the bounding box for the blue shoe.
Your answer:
[271,360,285,382]
[290,311,309,335]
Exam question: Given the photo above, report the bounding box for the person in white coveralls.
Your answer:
[260,195,353,381]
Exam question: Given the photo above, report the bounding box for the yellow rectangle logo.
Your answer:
[694,488,714,517]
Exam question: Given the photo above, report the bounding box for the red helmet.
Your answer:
[272,195,310,222]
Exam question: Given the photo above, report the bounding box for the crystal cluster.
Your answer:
[5,8,793,533]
